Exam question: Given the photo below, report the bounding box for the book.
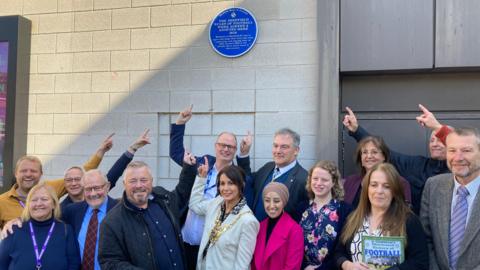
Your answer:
[362,235,405,269]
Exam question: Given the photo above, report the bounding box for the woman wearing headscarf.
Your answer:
[252,182,303,270]
[0,183,80,269]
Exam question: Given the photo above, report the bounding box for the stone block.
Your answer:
[191,1,233,24]
[110,91,170,112]
[256,65,318,89]
[169,69,211,91]
[75,10,111,31]
[93,29,131,51]
[158,114,171,135]
[131,27,170,49]
[212,90,254,112]
[212,114,254,135]
[277,42,318,65]
[30,74,55,94]
[30,55,38,74]
[257,20,278,43]
[297,135,316,160]
[302,18,317,41]
[191,135,216,156]
[27,135,35,153]
[255,112,316,137]
[0,0,22,16]
[127,113,159,135]
[34,135,70,155]
[170,25,207,48]
[31,34,56,54]
[28,114,54,134]
[58,0,93,12]
[57,32,92,52]
[190,47,228,68]
[170,91,211,112]
[72,93,110,113]
[24,0,57,15]
[151,4,191,27]
[255,88,317,112]
[232,43,278,67]
[67,135,106,155]
[92,72,130,92]
[36,94,71,113]
[38,54,73,74]
[278,20,302,42]
[157,157,170,178]
[279,0,316,19]
[133,0,171,7]
[53,114,90,134]
[150,48,190,70]
[157,135,169,156]
[73,51,110,72]
[169,159,182,178]
[94,0,131,10]
[38,13,74,33]
[55,73,92,93]
[183,114,211,135]
[253,135,273,159]
[111,50,150,71]
[28,95,37,113]
[130,71,170,92]
[241,0,278,20]
[112,7,150,29]
[89,113,129,135]
[211,68,255,90]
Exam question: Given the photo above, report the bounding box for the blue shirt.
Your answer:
[78,197,108,270]
[181,165,219,245]
[451,175,480,223]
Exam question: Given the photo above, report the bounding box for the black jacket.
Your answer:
[98,163,196,270]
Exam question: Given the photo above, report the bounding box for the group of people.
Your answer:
[0,103,478,270]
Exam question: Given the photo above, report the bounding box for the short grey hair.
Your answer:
[125,161,153,180]
[63,166,85,177]
[82,169,109,185]
[274,128,301,148]
[216,131,237,144]
[448,127,480,148]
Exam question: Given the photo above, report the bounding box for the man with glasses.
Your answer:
[169,105,252,270]
[237,128,309,222]
[62,169,118,270]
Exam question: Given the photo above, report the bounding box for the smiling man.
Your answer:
[238,128,309,222]
[421,127,480,270]
[62,169,117,270]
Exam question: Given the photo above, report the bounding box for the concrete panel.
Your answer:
[341,0,434,71]
[436,0,480,67]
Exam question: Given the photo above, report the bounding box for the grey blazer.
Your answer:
[420,173,480,270]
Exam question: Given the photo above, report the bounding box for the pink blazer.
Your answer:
[252,212,304,270]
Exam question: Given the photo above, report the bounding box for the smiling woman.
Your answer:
[0,183,80,269]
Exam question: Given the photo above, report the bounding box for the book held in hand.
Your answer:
[362,235,405,270]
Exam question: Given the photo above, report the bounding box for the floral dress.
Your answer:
[300,199,342,268]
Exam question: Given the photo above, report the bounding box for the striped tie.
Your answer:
[449,186,469,269]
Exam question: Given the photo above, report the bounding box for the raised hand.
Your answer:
[129,128,151,153]
[416,104,442,131]
[96,133,115,157]
[197,157,209,178]
[342,107,359,132]
[240,131,253,156]
[183,151,196,166]
[176,104,193,125]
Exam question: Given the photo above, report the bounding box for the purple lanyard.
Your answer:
[29,221,56,269]
[18,200,25,208]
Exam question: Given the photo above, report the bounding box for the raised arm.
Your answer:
[342,107,371,142]
[170,152,197,215]
[106,129,151,189]
[188,157,211,216]
[170,105,193,166]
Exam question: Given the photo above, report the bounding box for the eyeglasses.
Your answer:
[216,143,237,151]
[84,183,106,193]
[65,177,82,183]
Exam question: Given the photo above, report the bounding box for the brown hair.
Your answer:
[306,160,344,200]
[15,155,43,174]
[355,136,390,176]
[21,183,61,221]
[216,165,245,198]
[340,163,411,244]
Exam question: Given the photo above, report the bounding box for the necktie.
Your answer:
[271,167,280,182]
[449,186,469,269]
[82,209,99,270]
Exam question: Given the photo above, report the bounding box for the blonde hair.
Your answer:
[21,183,61,221]
[306,160,344,200]
[340,163,411,245]
[15,155,43,174]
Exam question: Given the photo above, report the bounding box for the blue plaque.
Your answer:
[209,7,258,58]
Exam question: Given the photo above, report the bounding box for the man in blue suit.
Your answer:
[62,169,118,270]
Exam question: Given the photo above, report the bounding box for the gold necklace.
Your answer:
[207,210,251,245]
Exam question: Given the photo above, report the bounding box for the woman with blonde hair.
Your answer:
[0,183,80,269]
[334,163,428,270]
[300,160,351,270]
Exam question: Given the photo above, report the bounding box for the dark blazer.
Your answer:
[62,196,118,237]
[238,157,309,222]
[421,173,480,270]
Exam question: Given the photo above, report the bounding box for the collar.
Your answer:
[122,191,154,213]
[453,174,480,196]
[276,160,297,175]
[7,183,22,200]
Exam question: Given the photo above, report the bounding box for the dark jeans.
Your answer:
[184,242,199,270]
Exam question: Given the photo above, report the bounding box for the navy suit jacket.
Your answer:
[62,196,118,237]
